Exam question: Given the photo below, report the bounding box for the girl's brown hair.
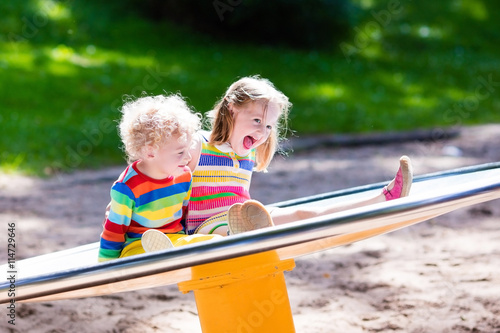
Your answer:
[209,76,291,171]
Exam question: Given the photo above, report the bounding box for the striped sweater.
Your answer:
[186,133,255,234]
[98,161,192,261]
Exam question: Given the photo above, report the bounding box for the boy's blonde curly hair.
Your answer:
[119,94,201,163]
[209,76,292,172]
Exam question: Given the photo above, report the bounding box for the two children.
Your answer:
[99,76,413,260]
[98,93,275,261]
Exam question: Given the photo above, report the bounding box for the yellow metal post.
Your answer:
[178,250,296,333]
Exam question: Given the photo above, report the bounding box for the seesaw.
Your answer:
[2,162,500,332]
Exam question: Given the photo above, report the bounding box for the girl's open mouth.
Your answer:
[243,136,256,150]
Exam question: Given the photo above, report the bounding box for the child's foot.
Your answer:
[228,200,274,235]
[141,229,174,253]
[194,218,228,236]
[383,155,413,201]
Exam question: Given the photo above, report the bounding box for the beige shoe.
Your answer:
[228,200,274,235]
[142,229,174,253]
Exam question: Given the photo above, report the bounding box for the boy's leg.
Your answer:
[142,229,174,253]
[142,230,222,253]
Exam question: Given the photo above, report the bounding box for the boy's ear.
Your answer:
[142,145,156,159]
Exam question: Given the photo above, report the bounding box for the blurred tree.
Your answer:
[127,0,357,49]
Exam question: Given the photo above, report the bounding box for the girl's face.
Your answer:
[229,100,280,156]
[138,134,192,180]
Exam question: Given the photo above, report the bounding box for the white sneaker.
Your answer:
[141,229,174,253]
[228,200,274,235]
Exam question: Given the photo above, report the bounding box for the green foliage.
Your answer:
[130,0,356,49]
[1,0,499,176]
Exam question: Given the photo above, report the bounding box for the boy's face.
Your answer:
[140,134,192,179]
[229,100,280,157]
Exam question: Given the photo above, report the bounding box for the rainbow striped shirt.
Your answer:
[186,133,255,234]
[98,161,192,261]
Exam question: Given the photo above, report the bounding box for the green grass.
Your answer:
[1,0,499,176]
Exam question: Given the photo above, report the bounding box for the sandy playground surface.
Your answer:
[1,124,500,333]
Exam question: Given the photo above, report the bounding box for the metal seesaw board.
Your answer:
[1,162,499,304]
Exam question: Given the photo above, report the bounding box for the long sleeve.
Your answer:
[98,183,135,262]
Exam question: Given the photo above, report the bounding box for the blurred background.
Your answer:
[1,0,499,176]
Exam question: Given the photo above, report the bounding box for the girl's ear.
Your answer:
[227,102,235,115]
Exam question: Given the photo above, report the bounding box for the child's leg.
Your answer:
[227,200,274,234]
[194,212,230,236]
[271,156,413,225]
[195,200,274,235]
[140,230,222,254]
[171,233,223,246]
[142,229,175,252]
[382,155,413,200]
[119,239,148,258]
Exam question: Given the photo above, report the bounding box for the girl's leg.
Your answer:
[195,200,274,236]
[194,212,230,236]
[271,156,413,225]
[227,200,274,234]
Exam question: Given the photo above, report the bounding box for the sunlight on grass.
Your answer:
[398,23,448,41]
[35,0,71,21]
[416,25,447,40]
[2,49,35,70]
[3,42,159,75]
[301,83,346,101]
[359,44,384,61]
[402,94,438,109]
[0,153,27,174]
[50,44,104,68]
[355,0,377,10]
[46,59,77,76]
[444,87,467,101]
[402,82,423,95]
[452,0,488,21]
[50,45,157,68]
[50,44,75,61]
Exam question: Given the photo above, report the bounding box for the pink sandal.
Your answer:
[383,156,413,201]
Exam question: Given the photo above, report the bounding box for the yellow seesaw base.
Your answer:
[178,251,296,333]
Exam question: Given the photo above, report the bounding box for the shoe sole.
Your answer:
[399,155,413,197]
[142,229,174,253]
[228,200,274,234]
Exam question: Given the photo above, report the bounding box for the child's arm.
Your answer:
[179,177,193,231]
[98,184,134,262]
[103,202,111,225]
[187,132,203,172]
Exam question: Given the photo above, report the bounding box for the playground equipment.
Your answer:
[2,162,500,332]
